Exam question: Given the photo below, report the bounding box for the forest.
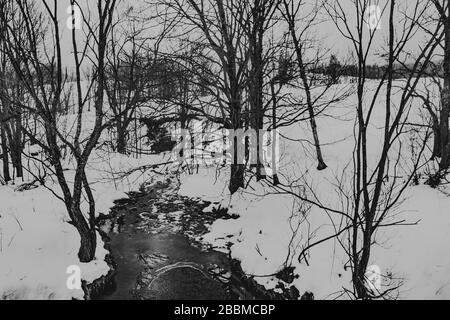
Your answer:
[0,0,449,301]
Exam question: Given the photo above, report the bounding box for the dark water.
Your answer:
[97,181,237,300]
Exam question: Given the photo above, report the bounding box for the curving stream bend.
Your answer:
[96,177,258,300]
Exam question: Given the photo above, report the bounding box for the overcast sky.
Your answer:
[41,0,437,70]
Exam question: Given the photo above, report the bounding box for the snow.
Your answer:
[178,79,450,300]
[0,183,109,300]
[0,103,168,299]
[179,170,230,202]
[372,186,450,299]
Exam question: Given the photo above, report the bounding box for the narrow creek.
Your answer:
[95,176,277,300]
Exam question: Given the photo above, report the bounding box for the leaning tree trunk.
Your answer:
[300,64,327,171]
[289,22,327,171]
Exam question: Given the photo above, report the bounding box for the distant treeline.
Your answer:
[311,55,443,81]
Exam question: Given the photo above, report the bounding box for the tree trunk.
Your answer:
[229,102,245,194]
[180,116,186,159]
[439,15,450,170]
[46,124,98,263]
[230,161,245,194]
[116,123,127,154]
[5,121,23,179]
[353,266,370,300]
[74,208,97,262]
[0,125,10,182]
[289,21,327,171]
[249,21,265,181]
[432,117,441,159]
[71,165,97,262]
[271,81,280,185]
[78,230,97,262]
[12,149,23,178]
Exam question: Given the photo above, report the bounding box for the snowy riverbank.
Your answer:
[0,151,168,299]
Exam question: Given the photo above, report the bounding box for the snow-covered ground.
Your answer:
[0,133,168,299]
[178,79,450,300]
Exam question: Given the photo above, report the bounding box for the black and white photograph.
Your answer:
[0,0,449,307]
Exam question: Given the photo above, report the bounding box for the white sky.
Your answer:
[39,0,438,69]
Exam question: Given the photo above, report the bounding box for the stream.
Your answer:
[95,176,270,300]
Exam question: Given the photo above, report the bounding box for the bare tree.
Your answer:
[322,0,443,298]
[0,0,27,182]
[106,12,148,154]
[264,0,443,299]
[0,0,117,262]
[244,0,280,180]
[0,9,11,183]
[105,3,178,155]
[281,0,329,170]
[162,0,253,193]
[430,0,450,171]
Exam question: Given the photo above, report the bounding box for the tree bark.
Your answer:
[72,206,97,262]
[288,16,327,171]
[270,81,280,185]
[432,116,441,159]
[5,117,23,179]
[116,123,127,154]
[0,124,10,182]
[439,12,450,170]
[248,1,265,180]
[229,101,245,194]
